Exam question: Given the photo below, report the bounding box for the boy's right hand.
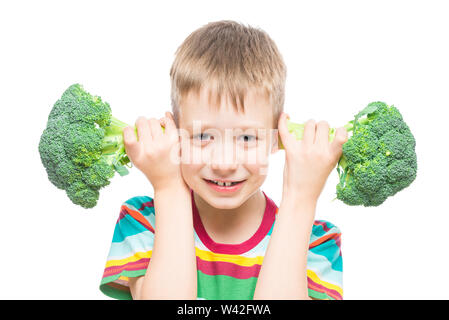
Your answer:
[277,112,347,206]
[123,111,188,192]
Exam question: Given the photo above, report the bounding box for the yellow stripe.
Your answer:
[105,250,153,268]
[307,269,343,296]
[106,248,262,268]
[195,247,264,266]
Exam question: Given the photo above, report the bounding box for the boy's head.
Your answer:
[169,20,286,209]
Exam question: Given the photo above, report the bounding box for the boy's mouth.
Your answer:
[203,179,245,186]
[203,178,246,192]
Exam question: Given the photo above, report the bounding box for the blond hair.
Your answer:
[170,20,287,128]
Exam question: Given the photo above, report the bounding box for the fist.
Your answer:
[123,111,187,191]
[278,112,348,203]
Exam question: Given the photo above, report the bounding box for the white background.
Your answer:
[1,0,448,299]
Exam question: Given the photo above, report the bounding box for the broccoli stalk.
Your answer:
[277,116,370,149]
[101,116,166,176]
[101,116,134,176]
[278,102,417,207]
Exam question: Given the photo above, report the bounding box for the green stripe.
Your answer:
[99,269,147,300]
[100,269,335,300]
[197,270,257,300]
[308,288,335,300]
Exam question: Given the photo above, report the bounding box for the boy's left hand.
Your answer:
[278,112,348,205]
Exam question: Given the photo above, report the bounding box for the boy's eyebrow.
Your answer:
[186,121,267,130]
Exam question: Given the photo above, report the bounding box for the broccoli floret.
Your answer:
[38,84,136,208]
[279,101,417,207]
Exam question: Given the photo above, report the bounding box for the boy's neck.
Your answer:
[193,189,266,245]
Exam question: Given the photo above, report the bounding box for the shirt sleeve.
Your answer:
[99,196,156,300]
[307,220,343,300]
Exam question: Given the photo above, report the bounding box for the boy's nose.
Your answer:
[210,160,238,172]
[210,143,239,171]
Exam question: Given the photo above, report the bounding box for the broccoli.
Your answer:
[278,101,417,207]
[40,84,416,209]
[38,84,142,208]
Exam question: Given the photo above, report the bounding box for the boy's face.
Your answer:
[178,85,279,210]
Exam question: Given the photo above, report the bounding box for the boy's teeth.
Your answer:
[211,180,235,187]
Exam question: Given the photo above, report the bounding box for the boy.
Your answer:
[99,20,347,300]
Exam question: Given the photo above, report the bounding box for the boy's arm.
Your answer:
[253,195,315,300]
[254,113,347,300]
[129,182,197,299]
[124,112,196,299]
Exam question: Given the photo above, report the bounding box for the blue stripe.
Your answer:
[309,238,342,272]
[112,212,151,242]
[108,230,154,260]
[307,250,343,285]
[124,196,155,217]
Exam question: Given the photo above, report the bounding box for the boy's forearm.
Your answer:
[253,195,316,300]
[139,183,197,299]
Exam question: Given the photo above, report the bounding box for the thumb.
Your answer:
[123,126,141,162]
[330,127,348,159]
[277,112,296,150]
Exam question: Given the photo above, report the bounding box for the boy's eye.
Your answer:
[193,133,257,144]
[193,133,212,141]
[238,135,257,143]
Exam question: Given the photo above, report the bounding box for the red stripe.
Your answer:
[117,208,128,223]
[313,220,331,232]
[117,199,154,222]
[307,276,342,300]
[334,235,342,256]
[196,257,261,279]
[119,205,155,234]
[103,258,150,278]
[139,200,154,211]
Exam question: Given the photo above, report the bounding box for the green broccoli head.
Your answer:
[279,101,417,207]
[336,102,417,206]
[38,84,133,208]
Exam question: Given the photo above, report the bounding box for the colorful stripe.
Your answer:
[195,247,264,266]
[307,269,343,300]
[100,191,343,300]
[196,257,261,279]
[103,257,151,278]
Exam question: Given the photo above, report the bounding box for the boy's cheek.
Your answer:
[250,162,270,177]
[179,163,199,188]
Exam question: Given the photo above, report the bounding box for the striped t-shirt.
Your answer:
[100,189,343,300]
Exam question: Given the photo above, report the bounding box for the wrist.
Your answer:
[154,180,190,195]
[281,189,318,209]
[280,191,317,224]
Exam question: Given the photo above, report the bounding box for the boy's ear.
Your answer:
[270,129,279,154]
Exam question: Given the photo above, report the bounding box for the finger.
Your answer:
[302,119,316,146]
[135,116,152,143]
[149,118,163,141]
[277,112,298,150]
[158,117,167,133]
[165,111,175,123]
[315,120,330,146]
[330,127,348,159]
[159,116,174,139]
[164,112,179,140]
[164,112,177,130]
[123,126,141,161]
